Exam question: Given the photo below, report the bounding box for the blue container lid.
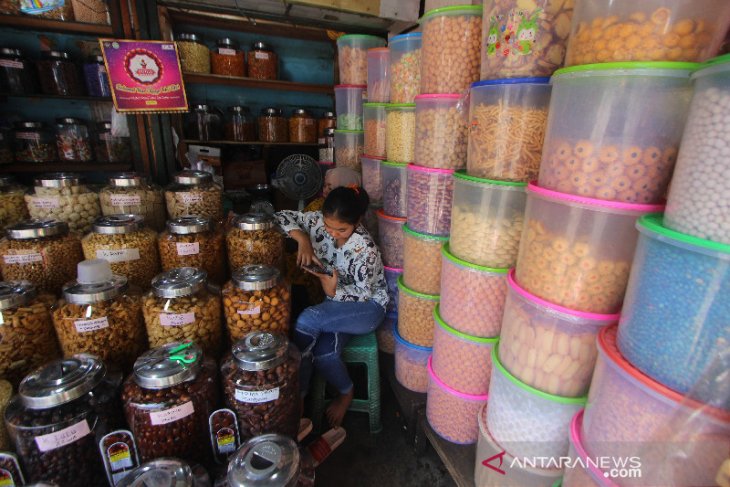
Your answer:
[390,32,422,43]
[471,78,550,88]
[393,323,432,351]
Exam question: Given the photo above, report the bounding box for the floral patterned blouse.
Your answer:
[275,210,389,310]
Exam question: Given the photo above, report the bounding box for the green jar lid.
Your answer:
[333,129,364,134]
[554,62,699,78]
[397,275,439,301]
[454,170,527,187]
[692,53,730,80]
[441,243,509,274]
[403,223,449,242]
[420,5,483,23]
[381,160,407,169]
[337,34,386,43]
[385,103,416,110]
[638,214,730,255]
[363,102,388,108]
[433,305,498,344]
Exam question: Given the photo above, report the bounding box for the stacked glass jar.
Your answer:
[99,173,166,231]
[226,213,284,272]
[165,170,223,221]
[24,173,101,233]
[0,177,29,230]
[159,216,227,284]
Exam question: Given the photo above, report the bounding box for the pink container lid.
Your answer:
[427,356,488,401]
[335,84,367,89]
[383,265,403,273]
[367,47,389,53]
[508,270,620,323]
[376,208,406,223]
[570,410,619,487]
[527,182,665,213]
[407,163,455,175]
[362,154,386,161]
[415,94,462,100]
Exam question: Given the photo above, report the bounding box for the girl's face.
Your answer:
[323,214,356,243]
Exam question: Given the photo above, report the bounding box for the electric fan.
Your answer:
[271,154,323,210]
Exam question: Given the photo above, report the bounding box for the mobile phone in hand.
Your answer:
[303,263,332,276]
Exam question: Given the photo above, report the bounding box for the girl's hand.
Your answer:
[290,229,321,267]
[303,267,338,297]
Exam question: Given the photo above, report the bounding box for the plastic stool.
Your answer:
[309,332,382,434]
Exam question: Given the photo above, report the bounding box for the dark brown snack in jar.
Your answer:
[95,122,132,164]
[159,216,227,284]
[248,41,278,80]
[36,51,83,97]
[226,433,315,487]
[226,213,284,272]
[211,38,246,77]
[0,452,24,485]
[226,106,256,142]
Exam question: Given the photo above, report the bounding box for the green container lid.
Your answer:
[420,4,483,23]
[454,170,527,188]
[693,53,730,80]
[363,102,388,108]
[381,160,407,169]
[639,214,730,256]
[333,129,364,134]
[337,34,386,44]
[554,62,699,78]
[433,305,498,344]
[403,223,449,242]
[385,103,416,110]
[397,275,439,301]
[441,243,509,274]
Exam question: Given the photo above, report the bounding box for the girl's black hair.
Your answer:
[322,186,370,225]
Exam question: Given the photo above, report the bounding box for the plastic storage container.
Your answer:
[515,183,663,314]
[99,173,165,231]
[82,55,111,97]
[159,216,226,284]
[0,176,29,230]
[0,47,38,95]
[333,129,364,171]
[227,434,315,487]
[289,109,317,144]
[439,244,508,338]
[562,411,613,487]
[248,42,278,80]
[258,108,288,142]
[95,121,132,163]
[406,164,454,236]
[226,213,284,271]
[25,173,101,233]
[538,63,695,203]
[616,214,730,408]
[427,357,487,444]
[177,33,210,74]
[402,225,447,296]
[414,94,467,170]
[565,0,730,66]
[432,306,497,395]
[211,38,245,77]
[335,85,366,130]
[226,106,256,142]
[487,345,586,459]
[13,121,55,163]
[420,6,483,94]
[36,50,82,96]
[55,117,93,162]
[385,104,415,164]
[397,276,439,347]
[501,270,618,397]
[367,47,389,102]
[361,155,384,206]
[363,103,387,159]
[377,314,397,354]
[389,33,421,104]
[336,34,386,85]
[467,79,551,182]
[165,170,223,221]
[380,161,407,218]
[383,265,401,314]
[394,326,432,393]
[376,210,405,268]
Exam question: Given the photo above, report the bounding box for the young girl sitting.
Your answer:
[275,186,388,427]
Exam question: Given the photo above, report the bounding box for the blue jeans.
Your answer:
[295,299,385,396]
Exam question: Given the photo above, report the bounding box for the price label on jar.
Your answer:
[218,48,236,56]
[110,194,142,206]
[150,401,195,425]
[14,132,40,141]
[35,419,91,452]
[254,51,270,60]
[176,242,200,256]
[29,197,60,209]
[96,248,140,263]
[74,316,110,333]
[235,387,279,403]
[0,453,25,486]
[180,193,203,204]
[237,302,261,316]
[3,253,43,265]
[159,312,196,327]
[0,59,22,69]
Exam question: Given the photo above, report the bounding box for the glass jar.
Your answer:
[226,434,315,487]
[226,106,255,142]
[0,176,29,230]
[117,459,197,487]
[13,122,56,163]
[318,111,336,139]
[0,47,38,95]
[165,170,224,221]
[258,108,288,143]
[221,332,300,441]
[184,104,223,141]
[82,55,111,98]
[19,0,74,20]
[158,216,226,284]
[0,128,11,164]
[0,282,61,386]
[122,341,219,464]
[0,1,19,15]
[4,356,120,486]
[177,33,210,74]
[95,121,132,163]
[0,220,83,295]
[226,213,284,271]
[81,215,161,290]
[247,41,277,80]
[319,127,334,163]
[289,109,317,144]
[36,50,83,96]
[143,268,223,358]
[55,118,93,162]
[99,173,166,231]
[25,173,101,233]
[51,259,147,371]
[222,265,291,341]
[211,38,245,77]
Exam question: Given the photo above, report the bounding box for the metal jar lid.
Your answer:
[217,38,238,48]
[252,41,270,51]
[98,121,113,131]
[227,434,300,487]
[1,47,22,58]
[322,111,335,119]
[133,341,203,389]
[174,170,212,186]
[192,104,209,113]
[234,213,275,231]
[0,281,37,311]
[35,172,82,188]
[292,108,310,117]
[18,355,106,409]
[14,121,45,130]
[152,268,207,299]
[229,105,250,113]
[261,107,282,117]
[117,458,194,487]
[109,172,144,187]
[7,219,69,240]
[88,55,105,64]
[167,216,212,234]
[233,332,289,371]
[56,117,84,126]
[324,127,335,136]
[177,33,202,43]
[42,50,70,60]
[92,214,144,234]
[232,265,280,291]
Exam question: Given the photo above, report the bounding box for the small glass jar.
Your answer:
[226,213,284,272]
[226,434,315,487]
[20,0,74,20]
[99,173,166,231]
[51,259,147,371]
[81,215,161,290]
[247,41,277,80]
[318,111,336,139]
[226,106,256,142]
[319,127,334,163]
[0,281,61,386]
[221,332,300,441]
[258,108,288,143]
[13,122,56,163]
[36,50,83,96]
[158,216,226,284]
[0,128,12,164]
[82,55,111,98]
[122,341,219,464]
[0,176,29,230]
[25,173,101,233]
[211,38,246,77]
[0,47,38,95]
[165,170,224,221]
[117,459,198,487]
[143,268,223,358]
[184,104,223,141]
[4,356,120,486]
[177,33,210,74]
[96,121,132,163]
[55,118,93,162]
[222,265,291,341]
[0,220,83,295]
[289,109,317,144]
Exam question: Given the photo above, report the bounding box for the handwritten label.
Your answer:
[254,51,270,60]
[176,242,200,256]
[14,132,40,141]
[3,253,42,265]
[30,197,60,209]
[235,387,279,403]
[150,401,195,425]
[74,316,110,333]
[109,194,141,206]
[237,304,261,316]
[35,420,91,452]
[96,248,140,263]
[159,312,196,327]
[180,193,203,204]
[218,48,236,56]
[0,60,22,69]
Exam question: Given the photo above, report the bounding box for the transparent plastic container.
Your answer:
[177,33,210,74]
[377,314,397,354]
[226,106,256,142]
[336,34,386,85]
[414,94,467,170]
[432,306,497,395]
[0,176,29,230]
[419,6,483,94]
[165,170,223,221]
[248,41,278,80]
[361,155,384,206]
[226,213,284,271]
[402,225,447,296]
[55,117,93,162]
[227,434,315,487]
[25,173,100,233]
[397,276,438,347]
[389,33,421,104]
[565,0,730,66]
[515,183,663,314]
[367,47,389,103]
[333,129,363,171]
[211,38,245,77]
[468,79,551,182]
[394,326,432,393]
[13,121,55,163]
[406,164,454,236]
[159,216,226,284]
[538,63,695,203]
[501,270,618,398]
[258,108,288,142]
[562,411,610,487]
[439,244,508,338]
[289,109,317,144]
[335,85,366,131]
[380,161,407,218]
[385,104,415,164]
[36,50,82,96]
[376,210,405,268]
[99,173,166,231]
[427,357,487,444]
[363,103,387,159]
[449,172,527,269]
[95,122,132,163]
[383,265,402,314]
[487,346,586,460]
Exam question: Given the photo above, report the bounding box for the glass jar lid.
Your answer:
[261,107,282,117]
[117,459,194,487]
[217,38,238,48]
[43,50,70,60]
[19,355,106,409]
[229,105,250,113]
[133,341,203,389]
[109,172,144,187]
[234,212,275,231]
[14,121,45,130]
[233,332,289,371]
[174,170,212,185]
[167,216,212,234]
[227,434,300,487]
[0,281,37,311]
[92,214,144,234]
[232,265,280,291]
[56,117,84,126]
[35,172,82,188]
[7,219,69,239]
[252,41,270,51]
[152,268,207,298]
[1,47,22,57]
[63,259,128,304]
[177,33,202,43]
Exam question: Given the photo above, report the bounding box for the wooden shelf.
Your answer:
[421,418,476,487]
[0,14,113,36]
[0,163,132,173]
[183,73,333,95]
[183,139,318,147]
[0,92,112,103]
